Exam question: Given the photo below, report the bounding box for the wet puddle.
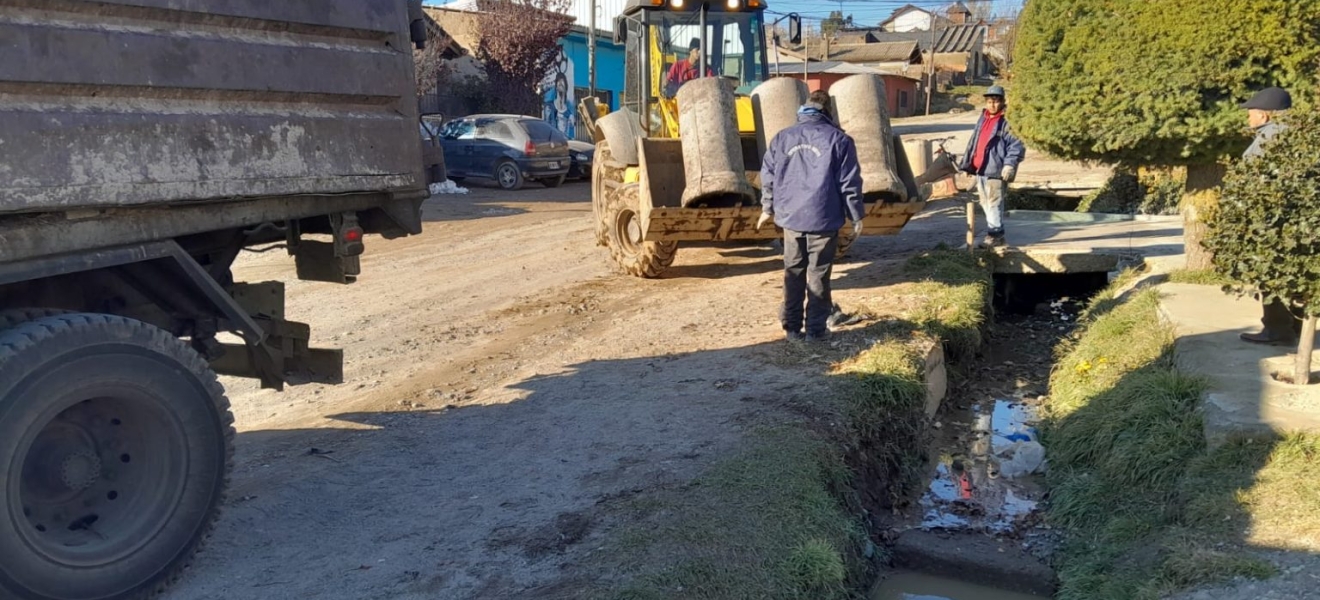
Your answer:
[872,572,1050,600]
[915,397,1045,534]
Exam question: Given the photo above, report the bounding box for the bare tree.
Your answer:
[474,0,573,115]
[986,11,1019,76]
[821,10,853,39]
[413,17,452,98]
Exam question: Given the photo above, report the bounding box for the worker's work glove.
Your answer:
[1001,165,1018,183]
[852,220,864,239]
[755,212,774,231]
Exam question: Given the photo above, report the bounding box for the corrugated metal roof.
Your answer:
[862,24,986,53]
[768,61,924,80]
[814,41,921,64]
[769,61,878,75]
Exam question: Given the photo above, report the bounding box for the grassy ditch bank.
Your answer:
[605,249,991,600]
[1043,277,1320,600]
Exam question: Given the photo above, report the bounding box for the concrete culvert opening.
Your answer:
[993,271,1111,316]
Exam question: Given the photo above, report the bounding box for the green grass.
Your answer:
[903,248,992,359]
[611,429,862,600]
[604,249,991,600]
[1166,268,1237,287]
[1044,279,1320,600]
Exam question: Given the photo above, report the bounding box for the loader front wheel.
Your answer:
[606,184,677,278]
[591,141,626,247]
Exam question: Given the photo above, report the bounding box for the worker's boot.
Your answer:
[1239,329,1297,346]
[979,231,1006,249]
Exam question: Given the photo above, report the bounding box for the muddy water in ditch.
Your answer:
[872,572,1050,600]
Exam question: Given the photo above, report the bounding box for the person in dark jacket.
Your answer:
[959,85,1026,248]
[1237,86,1304,346]
[756,90,865,342]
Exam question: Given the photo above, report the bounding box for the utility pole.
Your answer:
[588,0,596,99]
[925,15,937,116]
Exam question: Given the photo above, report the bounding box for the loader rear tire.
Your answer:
[606,184,677,278]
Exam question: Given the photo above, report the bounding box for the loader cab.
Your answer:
[615,0,777,138]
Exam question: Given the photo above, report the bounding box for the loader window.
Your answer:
[649,10,766,95]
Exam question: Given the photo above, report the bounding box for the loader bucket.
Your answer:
[637,135,928,244]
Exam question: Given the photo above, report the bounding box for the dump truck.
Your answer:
[579,0,927,278]
[0,2,430,598]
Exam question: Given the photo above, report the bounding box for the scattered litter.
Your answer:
[996,441,1046,478]
[429,180,469,195]
[304,447,341,462]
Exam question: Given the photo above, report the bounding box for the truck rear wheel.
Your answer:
[0,308,71,331]
[0,314,233,600]
[607,184,677,278]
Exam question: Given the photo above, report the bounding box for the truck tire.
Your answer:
[0,308,72,331]
[606,184,677,278]
[0,314,233,600]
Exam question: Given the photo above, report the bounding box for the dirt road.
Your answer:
[167,114,1102,599]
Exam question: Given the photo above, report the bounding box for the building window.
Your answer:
[899,90,909,109]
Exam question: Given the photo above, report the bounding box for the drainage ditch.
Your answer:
[874,269,1117,599]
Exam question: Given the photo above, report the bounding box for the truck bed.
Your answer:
[0,0,426,216]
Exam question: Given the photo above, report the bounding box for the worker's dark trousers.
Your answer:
[782,229,838,336]
[1260,299,1303,341]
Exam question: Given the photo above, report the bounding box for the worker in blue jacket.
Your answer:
[756,90,865,342]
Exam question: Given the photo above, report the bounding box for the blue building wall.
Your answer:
[561,32,625,111]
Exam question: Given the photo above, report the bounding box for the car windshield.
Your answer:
[649,9,766,95]
[440,120,474,140]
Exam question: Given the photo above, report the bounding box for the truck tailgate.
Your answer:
[0,0,426,215]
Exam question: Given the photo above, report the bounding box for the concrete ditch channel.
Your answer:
[871,255,1125,599]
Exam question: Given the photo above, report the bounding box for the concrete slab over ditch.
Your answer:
[982,212,1183,274]
[1158,283,1320,447]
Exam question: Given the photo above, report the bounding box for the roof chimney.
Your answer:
[948,2,970,25]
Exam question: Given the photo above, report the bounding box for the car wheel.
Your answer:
[494,161,523,191]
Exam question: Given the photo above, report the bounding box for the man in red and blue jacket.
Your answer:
[959,85,1026,248]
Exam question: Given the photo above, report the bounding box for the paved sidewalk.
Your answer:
[1158,283,1320,446]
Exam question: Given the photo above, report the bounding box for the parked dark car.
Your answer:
[438,115,570,190]
[568,140,594,180]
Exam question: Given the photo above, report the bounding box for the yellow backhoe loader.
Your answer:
[579,0,927,278]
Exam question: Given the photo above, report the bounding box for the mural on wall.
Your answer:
[541,46,575,138]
